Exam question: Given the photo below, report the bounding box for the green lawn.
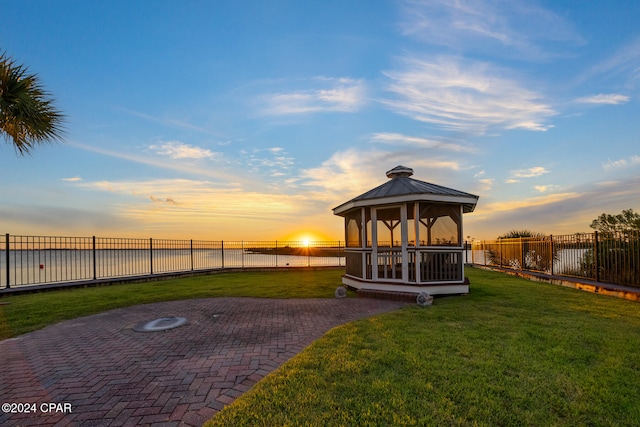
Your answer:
[0,268,345,340]
[2,267,639,426]
[206,268,640,426]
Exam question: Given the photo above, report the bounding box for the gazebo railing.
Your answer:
[375,248,403,281]
[345,246,464,284]
[410,248,462,283]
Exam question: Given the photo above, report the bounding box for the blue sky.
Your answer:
[1,0,639,241]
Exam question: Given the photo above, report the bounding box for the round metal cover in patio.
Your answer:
[134,316,188,332]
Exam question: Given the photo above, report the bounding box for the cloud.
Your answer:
[260,77,366,115]
[31,172,346,239]
[298,149,386,198]
[370,132,474,153]
[76,178,314,222]
[69,141,244,184]
[468,175,640,239]
[602,155,640,170]
[511,166,550,178]
[466,191,586,238]
[480,192,582,214]
[298,147,464,204]
[575,94,630,105]
[62,176,82,182]
[399,0,582,60]
[382,56,555,134]
[243,147,295,178]
[78,139,292,191]
[0,203,136,236]
[91,181,116,192]
[150,195,178,205]
[578,36,640,85]
[148,141,217,159]
[120,108,223,137]
[534,184,559,193]
[476,178,494,192]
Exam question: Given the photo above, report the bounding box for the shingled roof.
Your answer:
[333,165,479,215]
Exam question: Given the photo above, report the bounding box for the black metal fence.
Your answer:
[0,234,345,289]
[471,231,640,288]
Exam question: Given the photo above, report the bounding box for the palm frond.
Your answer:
[0,51,65,155]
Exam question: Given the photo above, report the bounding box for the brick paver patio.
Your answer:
[0,297,408,426]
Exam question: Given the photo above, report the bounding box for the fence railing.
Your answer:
[471,231,640,288]
[0,234,345,289]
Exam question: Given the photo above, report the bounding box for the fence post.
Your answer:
[221,240,224,269]
[307,241,311,267]
[150,238,154,275]
[5,233,10,289]
[92,236,97,280]
[499,238,503,267]
[242,241,245,268]
[275,240,278,267]
[594,231,599,282]
[464,240,467,264]
[549,235,554,275]
[549,234,553,276]
[190,239,194,271]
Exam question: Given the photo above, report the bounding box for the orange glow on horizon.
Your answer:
[280,229,339,243]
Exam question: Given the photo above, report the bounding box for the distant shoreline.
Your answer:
[245,246,344,257]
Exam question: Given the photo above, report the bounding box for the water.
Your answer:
[470,249,590,274]
[0,249,345,288]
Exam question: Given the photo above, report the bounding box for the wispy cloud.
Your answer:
[602,155,640,170]
[382,56,555,134]
[260,77,366,115]
[69,141,245,184]
[150,195,178,205]
[476,178,495,192]
[62,176,82,182]
[399,0,582,60]
[575,93,630,105]
[0,203,135,236]
[510,166,550,179]
[148,141,217,159]
[120,108,223,137]
[78,178,305,218]
[242,147,295,177]
[578,36,640,85]
[481,192,582,214]
[370,132,474,153]
[470,175,640,238]
[534,184,559,193]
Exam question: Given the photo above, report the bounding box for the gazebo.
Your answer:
[333,165,479,296]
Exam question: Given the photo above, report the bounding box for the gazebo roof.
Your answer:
[333,165,479,215]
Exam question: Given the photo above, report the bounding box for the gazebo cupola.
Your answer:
[333,166,479,296]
